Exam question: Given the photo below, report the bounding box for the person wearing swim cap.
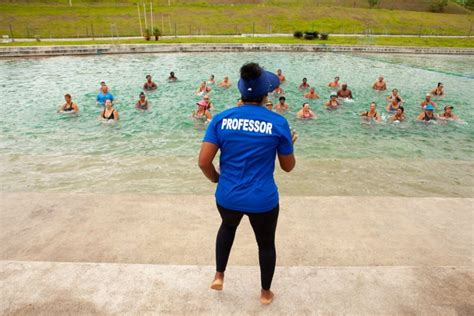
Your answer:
[439,105,459,120]
[417,104,437,122]
[198,62,297,305]
[325,92,341,110]
[420,94,437,110]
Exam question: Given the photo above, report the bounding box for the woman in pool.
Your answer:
[276,69,285,83]
[99,100,119,121]
[207,74,216,85]
[201,95,214,111]
[325,92,341,110]
[299,78,310,90]
[386,96,402,113]
[135,92,150,110]
[272,86,284,97]
[297,103,316,119]
[274,96,289,113]
[198,62,296,305]
[304,87,320,99]
[196,81,212,95]
[438,105,459,120]
[360,102,381,121]
[218,76,232,88]
[143,75,157,90]
[168,72,177,81]
[192,100,212,123]
[417,104,437,122]
[328,76,340,89]
[431,82,445,97]
[58,94,79,113]
[388,106,406,123]
[387,88,403,104]
[420,94,437,110]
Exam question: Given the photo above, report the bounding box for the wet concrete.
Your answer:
[0,193,472,314]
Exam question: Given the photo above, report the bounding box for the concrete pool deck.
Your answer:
[0,43,473,58]
[0,193,472,314]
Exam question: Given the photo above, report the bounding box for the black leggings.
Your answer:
[215,203,279,290]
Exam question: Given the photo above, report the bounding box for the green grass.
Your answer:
[0,2,473,39]
[1,36,473,47]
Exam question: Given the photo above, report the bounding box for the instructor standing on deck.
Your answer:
[198,62,297,305]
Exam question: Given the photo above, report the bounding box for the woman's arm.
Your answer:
[198,142,220,183]
[114,110,119,121]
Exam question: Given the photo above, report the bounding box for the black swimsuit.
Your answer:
[63,102,74,112]
[102,109,116,120]
[423,113,436,121]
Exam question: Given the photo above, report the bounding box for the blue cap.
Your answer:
[238,70,280,99]
[425,104,434,111]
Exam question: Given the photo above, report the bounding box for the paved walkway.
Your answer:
[0,193,473,314]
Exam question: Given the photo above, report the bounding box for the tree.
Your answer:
[430,0,449,12]
[368,0,380,8]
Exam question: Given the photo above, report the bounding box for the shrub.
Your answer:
[144,28,151,41]
[153,27,161,41]
[368,0,380,8]
[320,33,329,40]
[304,34,315,40]
[429,0,448,12]
[293,31,303,39]
[304,31,319,38]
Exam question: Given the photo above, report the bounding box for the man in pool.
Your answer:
[274,96,289,113]
[299,78,310,90]
[420,94,437,110]
[143,75,158,90]
[328,76,340,88]
[372,76,387,91]
[337,83,353,99]
[198,62,296,305]
[168,72,177,81]
[96,85,114,106]
[219,76,232,88]
[276,69,285,83]
[304,87,320,99]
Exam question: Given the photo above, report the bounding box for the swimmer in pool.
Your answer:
[328,76,340,89]
[237,98,244,107]
[192,100,213,123]
[389,106,406,123]
[274,96,289,113]
[299,78,310,90]
[276,69,285,83]
[387,88,404,104]
[417,104,437,122]
[272,86,284,97]
[438,105,459,120]
[196,81,212,95]
[143,75,158,91]
[219,76,232,88]
[58,94,79,113]
[201,94,214,111]
[304,87,320,99]
[135,92,150,110]
[325,92,341,110]
[96,85,114,106]
[168,72,178,81]
[266,101,273,110]
[430,82,444,97]
[297,103,316,119]
[99,99,119,121]
[207,74,216,85]
[337,83,353,99]
[386,96,402,112]
[372,75,387,91]
[420,94,437,110]
[99,80,108,92]
[360,102,381,121]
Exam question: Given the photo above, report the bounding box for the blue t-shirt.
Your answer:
[203,104,294,213]
[96,92,114,105]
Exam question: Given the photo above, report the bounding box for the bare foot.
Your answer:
[260,289,274,305]
[210,272,224,291]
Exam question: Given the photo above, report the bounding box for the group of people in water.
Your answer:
[58,69,460,124]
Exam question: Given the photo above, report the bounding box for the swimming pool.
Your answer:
[0,52,472,197]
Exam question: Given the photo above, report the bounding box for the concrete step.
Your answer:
[1,261,472,315]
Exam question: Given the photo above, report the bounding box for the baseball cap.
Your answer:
[330,92,337,97]
[444,105,454,110]
[238,65,280,99]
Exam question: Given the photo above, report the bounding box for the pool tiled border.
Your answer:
[0,43,473,58]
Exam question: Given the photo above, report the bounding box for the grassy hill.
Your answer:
[0,0,472,38]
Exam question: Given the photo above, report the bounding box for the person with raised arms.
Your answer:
[199,62,297,306]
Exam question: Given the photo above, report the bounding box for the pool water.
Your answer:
[0,52,472,197]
